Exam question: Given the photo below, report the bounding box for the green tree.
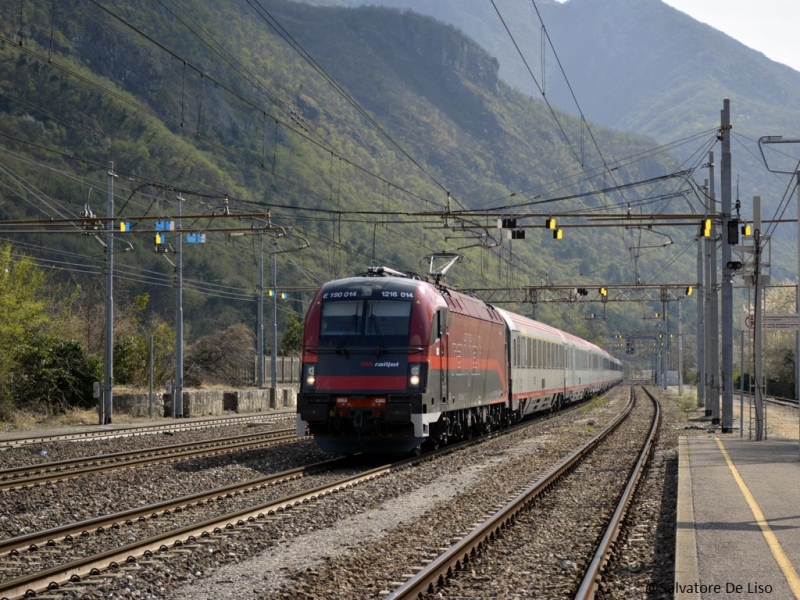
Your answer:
[113,293,175,388]
[0,245,50,416]
[281,314,304,356]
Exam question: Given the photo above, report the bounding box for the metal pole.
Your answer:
[708,156,721,424]
[740,328,744,437]
[720,99,734,433]
[149,334,154,419]
[678,298,683,393]
[796,174,800,452]
[697,235,705,407]
[175,196,184,418]
[663,301,668,390]
[271,236,278,390]
[257,233,265,388]
[103,162,115,424]
[753,197,764,440]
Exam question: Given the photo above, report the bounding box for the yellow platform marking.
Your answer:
[716,437,800,599]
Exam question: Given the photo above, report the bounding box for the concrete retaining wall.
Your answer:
[114,393,166,418]
[114,386,297,418]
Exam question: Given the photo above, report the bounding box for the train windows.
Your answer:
[366,301,412,337]
[513,337,519,367]
[320,300,362,339]
[430,308,449,344]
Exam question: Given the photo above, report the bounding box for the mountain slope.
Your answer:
[0,0,698,343]
[303,0,800,276]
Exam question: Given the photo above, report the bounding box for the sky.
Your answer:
[661,0,800,73]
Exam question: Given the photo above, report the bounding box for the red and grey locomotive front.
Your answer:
[297,275,434,453]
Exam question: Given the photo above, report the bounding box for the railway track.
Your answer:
[0,440,459,598]
[0,396,597,599]
[0,411,295,449]
[0,428,297,491]
[735,390,798,409]
[0,454,351,585]
[383,384,659,599]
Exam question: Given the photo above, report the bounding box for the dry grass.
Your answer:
[669,386,799,440]
[0,407,154,433]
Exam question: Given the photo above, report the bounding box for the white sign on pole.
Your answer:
[744,313,800,330]
[765,313,800,330]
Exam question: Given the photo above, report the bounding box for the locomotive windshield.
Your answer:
[319,296,412,348]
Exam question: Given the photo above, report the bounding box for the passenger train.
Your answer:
[297,266,623,454]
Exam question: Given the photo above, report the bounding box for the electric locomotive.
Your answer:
[297,266,508,454]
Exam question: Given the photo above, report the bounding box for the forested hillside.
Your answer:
[0,0,708,410]
[307,0,800,276]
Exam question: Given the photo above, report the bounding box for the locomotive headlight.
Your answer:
[409,364,421,386]
[305,365,316,387]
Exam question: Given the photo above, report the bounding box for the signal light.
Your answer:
[553,229,563,240]
[577,288,588,296]
[727,261,743,270]
[510,229,526,239]
[686,286,693,296]
[599,287,608,297]
[500,218,517,229]
[742,223,752,236]
[701,218,712,237]
[727,219,740,245]
[546,218,556,230]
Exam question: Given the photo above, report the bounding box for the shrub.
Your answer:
[9,335,103,413]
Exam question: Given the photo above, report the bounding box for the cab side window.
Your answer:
[430,308,449,344]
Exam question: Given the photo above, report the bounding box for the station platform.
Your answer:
[677,435,800,599]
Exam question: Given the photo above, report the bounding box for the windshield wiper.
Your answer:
[336,313,360,356]
[369,315,388,356]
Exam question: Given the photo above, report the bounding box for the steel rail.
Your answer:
[0,455,349,558]
[737,390,798,408]
[0,411,295,449]
[0,456,417,599]
[574,385,661,599]
[384,387,637,600]
[0,394,599,599]
[0,429,297,491]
